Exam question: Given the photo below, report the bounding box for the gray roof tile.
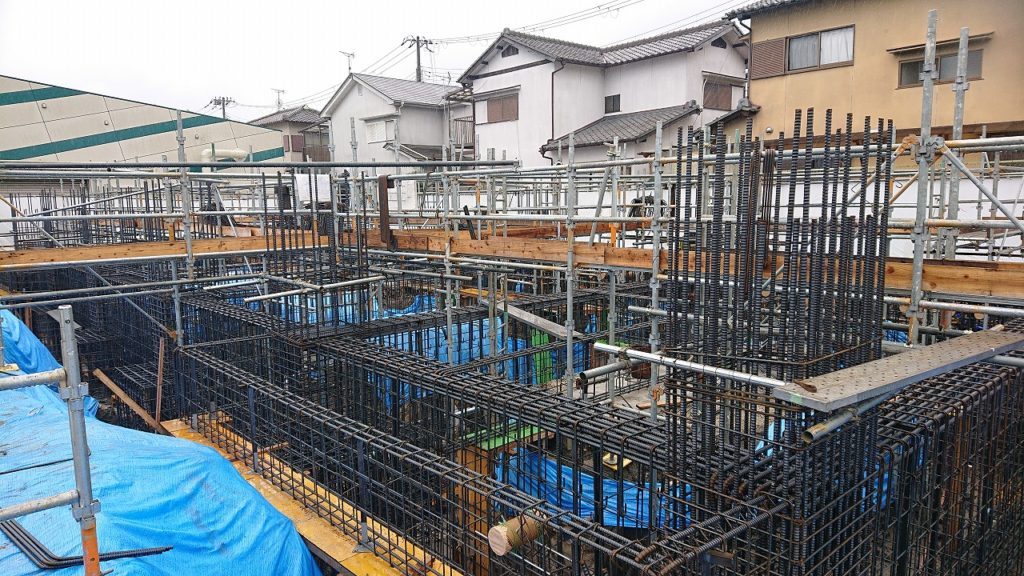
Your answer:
[503,20,732,67]
[544,101,699,150]
[352,74,457,107]
[251,105,324,127]
[726,0,812,19]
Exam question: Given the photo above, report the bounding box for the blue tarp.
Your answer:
[0,312,321,576]
[494,448,679,528]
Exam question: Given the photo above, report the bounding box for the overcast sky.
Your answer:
[0,0,744,121]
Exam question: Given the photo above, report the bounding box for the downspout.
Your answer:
[549,61,565,165]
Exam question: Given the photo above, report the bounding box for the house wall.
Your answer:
[325,82,398,172]
[395,105,444,147]
[471,49,557,165]
[746,0,1024,137]
[692,41,748,122]
[605,52,692,113]
[552,64,605,138]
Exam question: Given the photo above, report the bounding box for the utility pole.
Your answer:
[271,88,286,110]
[402,36,433,82]
[339,50,355,75]
[208,96,234,119]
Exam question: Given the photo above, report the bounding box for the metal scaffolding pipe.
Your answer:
[593,342,790,389]
[0,368,66,391]
[0,490,79,523]
[242,275,386,303]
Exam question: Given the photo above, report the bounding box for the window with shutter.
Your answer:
[282,134,291,152]
[703,82,732,110]
[487,94,518,123]
[290,134,305,153]
[750,38,786,79]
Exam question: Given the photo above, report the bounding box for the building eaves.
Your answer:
[461,20,735,82]
[543,101,700,151]
[504,20,733,67]
[725,0,813,20]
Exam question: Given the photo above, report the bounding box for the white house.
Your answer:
[320,74,471,172]
[458,21,748,165]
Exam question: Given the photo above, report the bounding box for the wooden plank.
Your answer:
[5,228,1024,298]
[504,304,584,339]
[162,420,402,576]
[0,233,326,268]
[93,368,168,435]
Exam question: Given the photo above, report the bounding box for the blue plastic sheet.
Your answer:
[0,310,96,416]
[494,448,678,528]
[0,312,321,576]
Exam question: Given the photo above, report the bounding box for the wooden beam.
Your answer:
[93,368,168,435]
[5,228,1024,299]
[0,232,326,268]
[504,304,584,339]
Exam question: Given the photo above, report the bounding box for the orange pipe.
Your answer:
[80,520,101,576]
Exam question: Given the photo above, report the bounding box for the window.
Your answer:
[290,134,304,152]
[899,50,983,87]
[703,82,732,110]
[501,45,519,58]
[787,26,854,71]
[365,119,395,143]
[605,94,620,114]
[487,94,518,123]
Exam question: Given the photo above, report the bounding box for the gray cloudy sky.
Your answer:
[0,0,743,121]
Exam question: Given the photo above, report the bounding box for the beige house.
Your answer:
[251,105,329,162]
[728,0,1024,139]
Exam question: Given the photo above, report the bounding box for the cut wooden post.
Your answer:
[488,515,544,556]
[155,337,166,423]
[93,368,167,435]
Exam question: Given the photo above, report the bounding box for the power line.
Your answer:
[360,43,405,73]
[607,0,748,45]
[374,49,414,77]
[433,0,647,44]
[207,96,235,119]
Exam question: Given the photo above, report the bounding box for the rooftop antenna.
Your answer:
[271,88,286,110]
[339,50,356,75]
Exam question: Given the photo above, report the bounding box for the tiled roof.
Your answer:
[352,74,457,107]
[251,105,324,127]
[726,0,812,19]
[543,101,699,150]
[502,20,733,67]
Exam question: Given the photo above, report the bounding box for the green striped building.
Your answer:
[0,74,284,163]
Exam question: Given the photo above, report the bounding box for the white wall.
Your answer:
[552,64,604,138]
[325,82,398,172]
[396,105,444,146]
[604,52,695,114]
[471,45,556,166]
[691,40,747,123]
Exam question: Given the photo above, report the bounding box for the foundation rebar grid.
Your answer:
[0,105,1020,575]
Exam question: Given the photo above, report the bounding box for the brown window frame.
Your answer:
[898,49,983,88]
[486,94,519,123]
[785,25,855,73]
